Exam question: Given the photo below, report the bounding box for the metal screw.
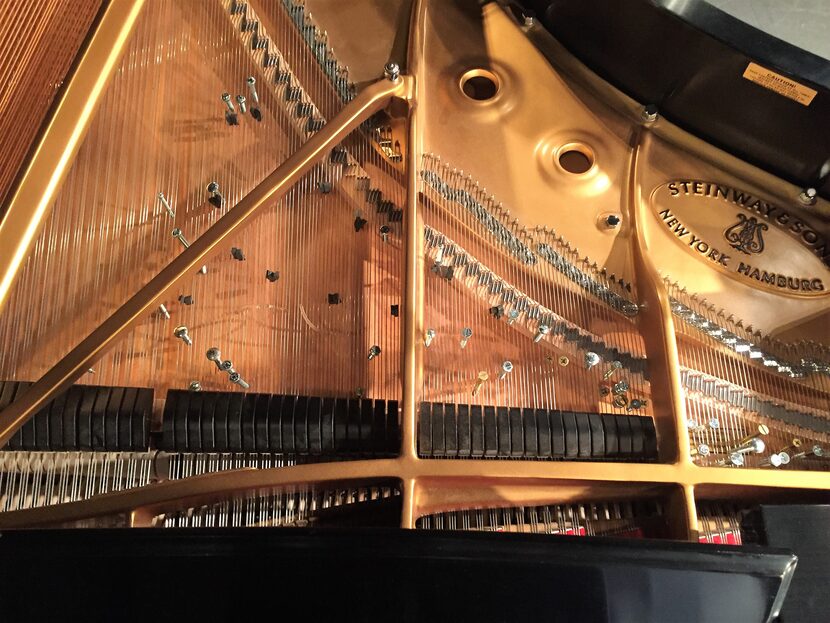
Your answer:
[612,379,629,395]
[690,443,710,457]
[584,351,600,369]
[172,228,189,249]
[558,355,569,367]
[206,347,222,369]
[158,192,175,219]
[506,309,520,325]
[472,371,489,396]
[246,76,259,106]
[779,438,802,455]
[189,381,202,392]
[424,329,436,348]
[236,94,247,114]
[219,360,235,374]
[798,187,817,206]
[368,345,381,360]
[737,424,769,446]
[158,304,170,320]
[642,104,658,122]
[222,93,235,113]
[626,398,647,411]
[228,371,250,389]
[379,225,391,243]
[602,360,622,379]
[612,395,628,408]
[731,437,765,455]
[383,62,400,82]
[497,360,513,380]
[173,325,192,346]
[605,214,621,229]
[533,323,550,343]
[460,327,472,348]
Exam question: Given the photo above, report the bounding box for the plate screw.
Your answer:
[533,323,550,343]
[798,187,817,206]
[246,76,259,106]
[472,371,489,396]
[460,327,472,348]
[384,62,400,82]
[229,371,250,389]
[602,360,622,379]
[173,325,192,345]
[236,94,247,114]
[497,360,513,380]
[642,104,658,122]
[584,351,600,369]
[506,309,520,325]
[158,192,175,219]
[222,92,235,113]
[558,356,569,366]
[189,381,202,392]
[424,329,436,348]
[368,345,381,360]
[206,347,222,369]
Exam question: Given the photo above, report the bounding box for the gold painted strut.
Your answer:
[0,0,147,313]
[0,75,413,449]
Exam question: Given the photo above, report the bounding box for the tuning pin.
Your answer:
[246,76,262,121]
[158,304,170,320]
[424,329,436,348]
[173,325,192,346]
[690,443,710,457]
[533,323,550,343]
[759,453,785,468]
[602,360,622,379]
[368,345,381,360]
[584,352,600,369]
[472,371,489,396]
[497,361,513,381]
[228,371,250,389]
[158,192,175,219]
[206,347,222,370]
[460,327,473,348]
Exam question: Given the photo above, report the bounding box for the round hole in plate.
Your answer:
[557,144,594,174]
[460,69,500,101]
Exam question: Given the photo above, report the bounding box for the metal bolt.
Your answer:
[460,327,472,348]
[173,325,192,345]
[731,437,765,455]
[798,187,817,206]
[737,424,769,446]
[368,345,381,360]
[172,228,189,249]
[206,347,222,369]
[383,62,400,82]
[189,381,202,392]
[222,92,235,113]
[605,214,621,229]
[236,94,247,114]
[602,360,622,379]
[472,371,489,396]
[612,380,629,395]
[584,351,600,369]
[246,76,259,106]
[497,360,513,380]
[219,359,235,373]
[228,371,250,389]
[690,443,710,457]
[158,192,175,219]
[379,225,391,243]
[506,309,520,325]
[158,304,170,319]
[642,104,658,122]
[424,329,436,348]
[533,323,550,343]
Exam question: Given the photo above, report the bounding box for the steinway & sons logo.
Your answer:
[651,180,828,296]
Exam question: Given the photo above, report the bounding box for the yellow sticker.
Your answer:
[742,62,817,106]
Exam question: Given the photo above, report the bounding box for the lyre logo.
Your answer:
[723,213,767,255]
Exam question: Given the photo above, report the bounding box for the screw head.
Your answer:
[584,351,600,368]
[206,347,221,362]
[642,104,658,122]
[383,62,400,82]
[220,360,234,372]
[189,381,202,392]
[558,356,569,366]
[697,444,710,457]
[461,327,472,339]
[207,181,219,193]
[247,76,256,86]
[799,187,817,206]
[502,361,513,373]
[221,93,231,102]
[236,94,246,104]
